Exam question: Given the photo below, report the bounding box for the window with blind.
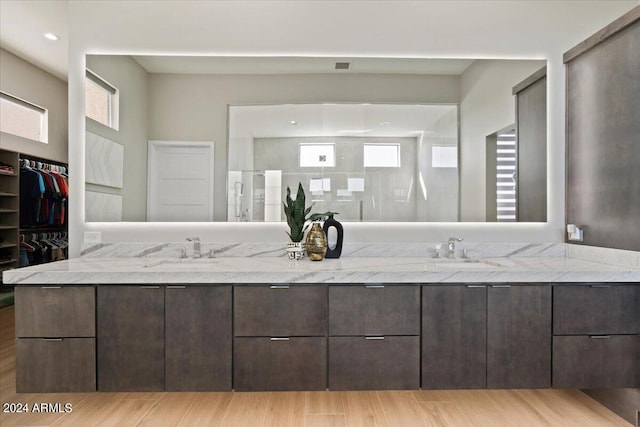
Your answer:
[496,129,517,221]
[0,92,48,143]
[86,69,119,130]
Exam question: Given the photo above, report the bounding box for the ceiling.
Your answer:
[0,0,474,81]
[0,0,69,81]
[132,55,475,75]
[229,103,458,140]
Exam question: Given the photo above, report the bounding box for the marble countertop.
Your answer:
[4,255,640,284]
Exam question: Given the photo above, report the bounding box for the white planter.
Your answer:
[286,242,306,260]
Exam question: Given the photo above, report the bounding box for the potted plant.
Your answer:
[283,182,314,259]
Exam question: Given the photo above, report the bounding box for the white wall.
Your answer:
[68,1,639,256]
[0,48,68,163]
[85,55,149,221]
[459,59,546,221]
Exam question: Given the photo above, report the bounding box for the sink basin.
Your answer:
[144,259,217,270]
[432,261,496,269]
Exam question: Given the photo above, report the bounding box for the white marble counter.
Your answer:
[4,255,640,284]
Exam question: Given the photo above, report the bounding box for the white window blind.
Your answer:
[0,92,48,143]
[86,70,119,129]
[496,131,517,221]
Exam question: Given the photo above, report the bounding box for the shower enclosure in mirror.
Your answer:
[228,103,459,222]
[83,54,546,222]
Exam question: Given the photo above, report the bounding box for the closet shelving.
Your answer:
[0,150,69,292]
[0,150,20,289]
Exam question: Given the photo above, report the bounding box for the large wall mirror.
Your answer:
[84,55,547,223]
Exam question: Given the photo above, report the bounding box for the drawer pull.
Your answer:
[167,285,186,289]
[141,286,160,289]
[270,285,289,289]
[491,285,511,288]
[270,337,290,341]
[589,285,610,288]
[466,285,486,288]
[590,335,610,339]
[41,286,62,289]
[365,336,385,340]
[365,285,385,289]
[43,338,63,342]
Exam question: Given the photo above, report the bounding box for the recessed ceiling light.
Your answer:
[380,121,391,126]
[43,33,60,41]
[290,120,298,125]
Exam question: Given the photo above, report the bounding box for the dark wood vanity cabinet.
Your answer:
[487,285,552,389]
[329,285,420,335]
[552,284,639,389]
[329,336,419,390]
[234,337,326,391]
[233,285,328,391]
[328,285,420,390]
[422,284,551,390]
[553,335,638,388]
[422,285,487,389]
[14,285,96,392]
[234,285,326,336]
[98,286,165,391]
[553,285,639,335]
[165,285,232,391]
[98,285,233,392]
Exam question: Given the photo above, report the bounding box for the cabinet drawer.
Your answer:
[553,335,639,388]
[16,338,96,392]
[554,285,639,335]
[329,285,419,335]
[329,336,419,390]
[15,286,95,337]
[234,286,326,336]
[234,337,326,391]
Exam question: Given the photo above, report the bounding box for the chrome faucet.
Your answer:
[447,237,463,258]
[186,237,201,258]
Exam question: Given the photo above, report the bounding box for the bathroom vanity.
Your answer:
[5,253,639,396]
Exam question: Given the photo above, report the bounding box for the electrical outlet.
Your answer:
[84,232,102,243]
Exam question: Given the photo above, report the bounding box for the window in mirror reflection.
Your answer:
[85,70,118,130]
[299,143,336,167]
[228,103,459,222]
[364,144,400,168]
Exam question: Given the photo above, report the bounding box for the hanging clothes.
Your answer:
[19,159,68,228]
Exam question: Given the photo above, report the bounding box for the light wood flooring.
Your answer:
[0,305,632,427]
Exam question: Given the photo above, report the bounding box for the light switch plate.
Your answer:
[84,231,102,243]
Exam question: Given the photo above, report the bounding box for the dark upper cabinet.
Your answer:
[165,285,232,391]
[553,285,639,335]
[234,337,326,391]
[565,15,640,252]
[514,67,547,222]
[487,285,552,389]
[15,286,95,337]
[97,286,165,391]
[329,285,420,336]
[234,285,327,336]
[329,336,419,390]
[422,285,487,389]
[553,335,639,389]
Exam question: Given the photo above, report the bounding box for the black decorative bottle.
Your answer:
[322,214,343,258]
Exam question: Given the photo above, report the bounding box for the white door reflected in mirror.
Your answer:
[147,140,214,222]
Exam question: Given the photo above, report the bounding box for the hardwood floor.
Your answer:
[0,306,632,427]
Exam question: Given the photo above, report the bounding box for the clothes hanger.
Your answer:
[19,235,35,252]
